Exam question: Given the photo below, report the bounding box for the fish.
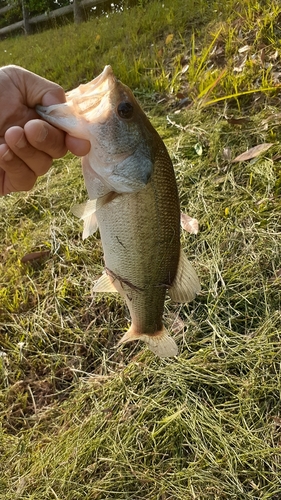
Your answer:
[36,65,201,358]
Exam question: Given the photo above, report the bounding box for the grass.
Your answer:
[0,0,281,498]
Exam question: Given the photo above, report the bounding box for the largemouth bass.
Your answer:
[37,66,200,357]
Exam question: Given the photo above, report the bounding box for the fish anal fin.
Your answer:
[118,325,178,358]
[93,272,118,293]
[169,248,201,303]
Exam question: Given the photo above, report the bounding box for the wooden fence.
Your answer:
[0,0,107,36]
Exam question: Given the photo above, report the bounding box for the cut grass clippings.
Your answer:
[1,0,281,499]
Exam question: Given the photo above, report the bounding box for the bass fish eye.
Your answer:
[117,102,134,119]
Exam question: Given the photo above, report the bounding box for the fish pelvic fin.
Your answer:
[93,272,119,293]
[168,248,201,303]
[118,325,178,358]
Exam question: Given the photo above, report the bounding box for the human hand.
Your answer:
[0,65,90,195]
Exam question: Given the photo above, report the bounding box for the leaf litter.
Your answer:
[232,143,275,162]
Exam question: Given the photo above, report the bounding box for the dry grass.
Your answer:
[1,0,281,498]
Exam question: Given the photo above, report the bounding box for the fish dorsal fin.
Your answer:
[169,248,201,303]
[118,325,178,358]
[93,272,118,293]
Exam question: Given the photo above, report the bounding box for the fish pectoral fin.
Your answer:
[82,213,98,240]
[71,199,98,219]
[71,192,119,219]
[71,200,99,240]
[72,192,120,240]
[93,272,119,293]
[118,326,178,358]
[168,248,201,303]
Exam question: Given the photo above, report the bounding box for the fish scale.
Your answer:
[96,145,180,335]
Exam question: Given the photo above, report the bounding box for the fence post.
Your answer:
[22,0,31,35]
[73,0,86,24]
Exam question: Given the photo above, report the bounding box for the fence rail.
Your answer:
[0,4,13,15]
[0,0,106,36]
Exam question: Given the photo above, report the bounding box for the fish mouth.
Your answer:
[36,65,117,134]
[65,65,116,117]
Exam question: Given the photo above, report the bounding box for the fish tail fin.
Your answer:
[118,325,178,358]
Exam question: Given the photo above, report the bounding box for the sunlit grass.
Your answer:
[1,0,281,498]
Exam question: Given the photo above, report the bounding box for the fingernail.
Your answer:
[36,124,48,143]
[2,148,13,161]
[15,134,28,149]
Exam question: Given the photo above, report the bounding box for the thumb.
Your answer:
[5,65,66,107]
